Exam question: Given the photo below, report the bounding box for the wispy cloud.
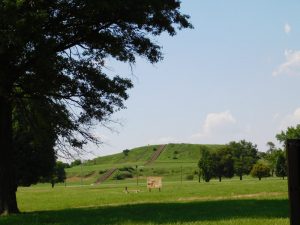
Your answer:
[284,23,291,34]
[273,50,300,76]
[191,110,237,141]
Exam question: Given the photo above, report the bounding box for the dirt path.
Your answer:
[145,144,166,165]
[95,168,117,184]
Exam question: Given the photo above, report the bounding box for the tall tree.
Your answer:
[263,142,282,177]
[266,141,276,153]
[275,151,287,180]
[198,147,215,182]
[212,147,234,182]
[0,0,192,214]
[228,140,259,180]
[47,161,67,188]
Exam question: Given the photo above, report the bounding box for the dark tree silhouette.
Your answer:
[0,0,192,214]
[228,140,259,180]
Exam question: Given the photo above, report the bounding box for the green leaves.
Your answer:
[276,124,300,145]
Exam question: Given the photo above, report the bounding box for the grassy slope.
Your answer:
[2,179,289,225]
[66,143,224,185]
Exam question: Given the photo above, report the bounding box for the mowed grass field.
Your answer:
[0,178,289,225]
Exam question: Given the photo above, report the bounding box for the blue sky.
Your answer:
[83,1,300,159]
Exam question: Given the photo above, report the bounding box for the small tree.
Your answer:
[229,140,259,180]
[275,152,287,180]
[70,159,82,167]
[250,162,270,180]
[45,161,67,188]
[198,148,215,182]
[212,147,234,182]
[123,149,130,156]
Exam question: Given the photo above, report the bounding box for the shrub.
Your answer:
[250,163,271,180]
[119,166,134,172]
[153,168,168,174]
[113,171,133,180]
[186,175,194,180]
[123,149,130,156]
[70,159,82,167]
[99,170,107,174]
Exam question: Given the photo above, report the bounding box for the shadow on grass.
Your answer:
[1,199,288,225]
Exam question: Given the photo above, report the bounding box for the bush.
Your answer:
[153,147,157,151]
[186,175,194,180]
[123,149,130,156]
[153,168,168,174]
[174,150,179,154]
[250,163,271,180]
[119,166,134,172]
[113,171,133,180]
[70,159,82,167]
[99,170,107,174]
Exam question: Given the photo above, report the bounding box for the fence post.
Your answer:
[286,139,300,225]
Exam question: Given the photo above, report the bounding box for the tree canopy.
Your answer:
[276,124,300,146]
[0,0,192,214]
[228,140,259,180]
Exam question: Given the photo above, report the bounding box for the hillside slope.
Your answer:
[66,143,225,184]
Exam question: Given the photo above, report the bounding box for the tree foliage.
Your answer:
[228,140,259,180]
[211,147,234,182]
[0,0,192,214]
[198,147,214,182]
[262,142,282,176]
[250,162,271,180]
[70,159,82,167]
[46,161,67,188]
[275,152,287,179]
[276,124,300,146]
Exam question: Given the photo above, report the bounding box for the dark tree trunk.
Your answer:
[259,177,261,181]
[239,175,242,180]
[0,95,19,215]
[219,176,221,182]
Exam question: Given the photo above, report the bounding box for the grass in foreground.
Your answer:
[0,179,289,225]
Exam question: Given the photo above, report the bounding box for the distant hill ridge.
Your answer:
[66,143,225,184]
[85,143,225,166]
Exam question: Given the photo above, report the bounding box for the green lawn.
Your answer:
[0,178,289,225]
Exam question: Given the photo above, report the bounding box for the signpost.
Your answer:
[147,176,162,191]
[286,139,300,225]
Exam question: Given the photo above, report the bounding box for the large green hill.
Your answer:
[66,143,225,185]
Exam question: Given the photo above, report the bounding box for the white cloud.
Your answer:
[191,110,237,140]
[273,50,300,76]
[279,107,300,130]
[284,23,291,34]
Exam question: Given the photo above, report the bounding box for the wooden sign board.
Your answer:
[147,176,162,190]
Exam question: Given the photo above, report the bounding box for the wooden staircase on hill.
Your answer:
[145,144,166,165]
[95,168,117,184]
